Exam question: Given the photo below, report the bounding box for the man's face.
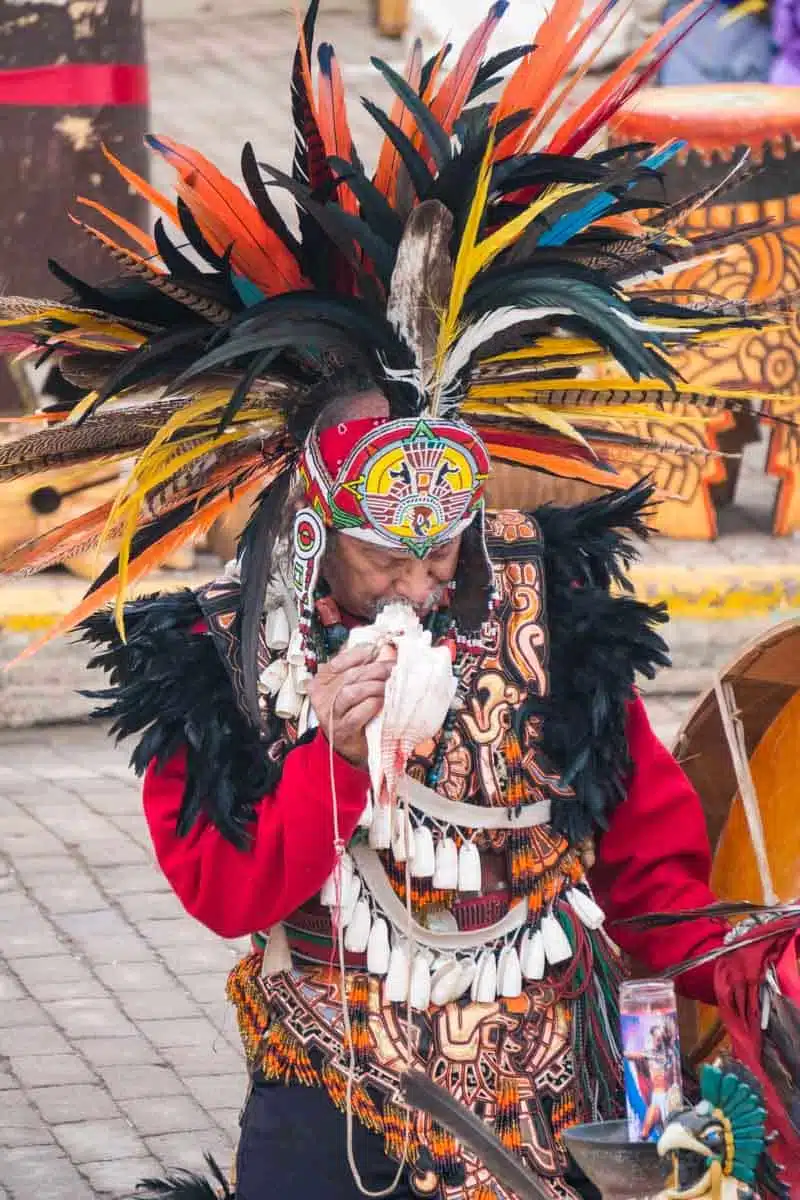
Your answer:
[321,532,462,620]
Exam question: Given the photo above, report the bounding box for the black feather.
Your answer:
[129,1153,234,1199]
[361,97,435,201]
[467,43,534,101]
[241,140,302,260]
[153,218,205,281]
[370,57,452,171]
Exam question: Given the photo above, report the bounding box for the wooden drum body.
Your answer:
[671,619,800,1051]
[611,85,800,538]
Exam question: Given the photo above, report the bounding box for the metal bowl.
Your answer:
[563,1121,667,1199]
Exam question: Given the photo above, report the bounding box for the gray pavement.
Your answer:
[0,697,684,1199]
[0,722,249,1198]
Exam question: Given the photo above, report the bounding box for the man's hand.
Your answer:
[307,642,396,768]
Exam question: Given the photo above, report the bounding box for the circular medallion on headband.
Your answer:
[309,418,489,556]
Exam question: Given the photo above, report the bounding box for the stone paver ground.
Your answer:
[0,697,684,1199]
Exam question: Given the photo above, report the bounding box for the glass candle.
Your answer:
[619,979,683,1143]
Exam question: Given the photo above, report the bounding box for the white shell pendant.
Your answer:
[458,841,482,893]
[344,899,372,953]
[320,853,354,908]
[287,627,305,667]
[471,950,498,1004]
[385,942,411,1003]
[410,955,432,1011]
[275,671,302,720]
[368,801,392,850]
[567,888,605,930]
[359,789,374,830]
[520,929,546,981]
[433,838,459,890]
[294,665,312,696]
[367,918,390,976]
[265,606,290,651]
[412,826,435,879]
[338,875,361,930]
[391,807,413,864]
[430,957,463,1006]
[259,658,288,695]
[541,913,572,966]
[497,945,523,998]
[456,959,478,999]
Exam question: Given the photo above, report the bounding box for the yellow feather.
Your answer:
[466,376,787,404]
[461,399,591,446]
[436,133,496,384]
[469,181,592,280]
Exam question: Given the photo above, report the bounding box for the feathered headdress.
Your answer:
[0,0,777,676]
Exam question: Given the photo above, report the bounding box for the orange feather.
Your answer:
[317,45,358,215]
[0,500,115,577]
[547,0,710,154]
[101,144,180,229]
[429,0,508,133]
[6,490,236,667]
[374,38,423,203]
[147,135,307,295]
[74,197,159,258]
[492,0,584,154]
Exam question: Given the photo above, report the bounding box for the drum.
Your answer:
[611,86,800,537]
[671,619,800,1050]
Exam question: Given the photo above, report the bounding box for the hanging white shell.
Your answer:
[297,697,313,739]
[520,929,546,981]
[265,606,291,651]
[433,838,459,890]
[430,957,463,1006]
[385,943,410,1003]
[344,899,372,953]
[368,801,392,850]
[410,955,432,1011]
[471,950,498,1004]
[259,658,288,695]
[497,945,523,998]
[458,842,482,893]
[275,671,302,720]
[457,959,478,998]
[294,665,312,696]
[367,918,390,976]
[391,807,414,864]
[358,790,374,830]
[287,627,305,667]
[338,875,361,929]
[319,853,354,908]
[412,826,435,878]
[567,887,605,930]
[541,913,572,966]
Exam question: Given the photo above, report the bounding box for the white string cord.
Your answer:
[328,686,413,1198]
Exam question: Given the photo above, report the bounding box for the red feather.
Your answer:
[429,0,508,133]
[373,38,423,204]
[317,44,358,215]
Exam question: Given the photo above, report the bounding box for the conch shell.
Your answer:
[347,603,457,806]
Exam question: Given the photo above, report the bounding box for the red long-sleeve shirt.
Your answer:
[142,694,723,1004]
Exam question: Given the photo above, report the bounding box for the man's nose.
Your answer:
[394,560,434,607]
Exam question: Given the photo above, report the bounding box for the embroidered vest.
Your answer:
[206,511,628,1200]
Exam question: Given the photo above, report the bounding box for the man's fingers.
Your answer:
[333,679,389,715]
[325,643,381,672]
[337,696,384,731]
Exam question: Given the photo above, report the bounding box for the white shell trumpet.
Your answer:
[347,603,458,807]
[567,887,605,930]
[541,913,572,966]
[366,918,390,976]
[264,605,291,651]
[433,838,459,890]
[391,806,414,864]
